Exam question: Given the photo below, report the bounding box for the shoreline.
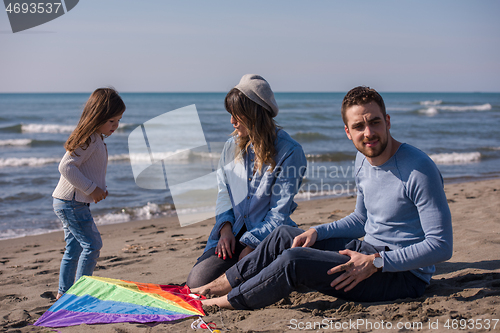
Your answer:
[0,178,499,332]
[2,175,498,242]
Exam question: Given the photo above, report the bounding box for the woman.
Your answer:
[186,74,307,288]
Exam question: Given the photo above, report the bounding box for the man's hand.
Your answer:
[328,250,378,292]
[90,187,107,203]
[291,228,317,248]
[215,222,235,260]
[238,246,254,261]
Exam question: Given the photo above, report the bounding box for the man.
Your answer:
[191,86,453,309]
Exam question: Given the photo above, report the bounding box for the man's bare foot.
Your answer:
[201,295,234,309]
[190,274,232,296]
[56,293,63,300]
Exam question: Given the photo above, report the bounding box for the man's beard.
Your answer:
[355,133,388,158]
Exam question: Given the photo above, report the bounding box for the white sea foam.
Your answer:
[108,154,131,162]
[131,202,164,219]
[95,202,218,226]
[117,123,132,129]
[129,150,190,162]
[420,100,442,106]
[438,104,492,112]
[419,107,439,116]
[20,122,131,134]
[129,149,220,163]
[0,227,59,241]
[22,123,75,133]
[0,139,32,146]
[0,154,136,168]
[91,203,168,226]
[94,212,131,225]
[0,156,60,168]
[419,103,492,116]
[429,152,481,164]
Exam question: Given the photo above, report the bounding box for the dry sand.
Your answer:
[1,178,499,332]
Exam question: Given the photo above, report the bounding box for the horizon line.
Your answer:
[1,91,499,94]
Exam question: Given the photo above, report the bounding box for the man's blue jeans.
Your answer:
[225,225,427,310]
[53,197,102,294]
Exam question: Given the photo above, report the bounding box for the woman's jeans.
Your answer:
[187,225,248,288]
[53,197,102,294]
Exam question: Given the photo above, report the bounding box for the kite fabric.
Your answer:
[34,276,205,328]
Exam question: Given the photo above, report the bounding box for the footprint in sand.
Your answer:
[133,224,157,233]
[32,259,52,264]
[0,294,25,301]
[40,291,56,300]
[139,224,156,230]
[34,269,58,276]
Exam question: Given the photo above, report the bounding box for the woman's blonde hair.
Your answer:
[65,88,125,154]
[224,88,279,173]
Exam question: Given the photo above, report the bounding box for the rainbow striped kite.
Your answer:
[34,276,204,327]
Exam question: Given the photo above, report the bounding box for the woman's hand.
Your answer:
[90,187,108,203]
[238,246,254,261]
[215,222,235,260]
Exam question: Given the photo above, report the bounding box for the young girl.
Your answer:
[52,88,125,299]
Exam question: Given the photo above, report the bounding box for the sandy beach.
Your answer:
[1,178,499,332]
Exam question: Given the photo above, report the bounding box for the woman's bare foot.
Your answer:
[56,293,63,300]
[190,274,232,296]
[201,295,234,309]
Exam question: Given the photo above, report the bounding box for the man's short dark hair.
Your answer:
[341,86,386,126]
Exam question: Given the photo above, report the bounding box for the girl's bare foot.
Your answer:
[201,295,234,309]
[56,293,63,300]
[190,274,232,296]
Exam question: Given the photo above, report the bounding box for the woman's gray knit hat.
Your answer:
[234,74,279,117]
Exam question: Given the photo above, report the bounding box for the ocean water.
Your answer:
[1,92,499,240]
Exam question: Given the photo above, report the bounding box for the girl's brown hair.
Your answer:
[225,88,279,173]
[65,88,125,154]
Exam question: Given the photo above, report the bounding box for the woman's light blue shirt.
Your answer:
[204,129,307,252]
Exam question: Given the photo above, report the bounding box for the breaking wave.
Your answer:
[0,139,32,146]
[0,156,61,168]
[429,152,481,164]
[418,103,492,116]
[22,124,75,133]
[420,100,442,106]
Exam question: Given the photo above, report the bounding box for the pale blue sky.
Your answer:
[1,0,499,92]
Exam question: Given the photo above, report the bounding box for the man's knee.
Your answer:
[272,225,302,240]
[277,247,311,267]
[273,248,315,287]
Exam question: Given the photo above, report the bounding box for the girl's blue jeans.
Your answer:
[53,197,102,294]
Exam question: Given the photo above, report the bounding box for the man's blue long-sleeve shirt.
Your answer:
[314,144,453,283]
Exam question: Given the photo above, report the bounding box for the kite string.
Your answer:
[191,317,221,332]
[217,306,226,331]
